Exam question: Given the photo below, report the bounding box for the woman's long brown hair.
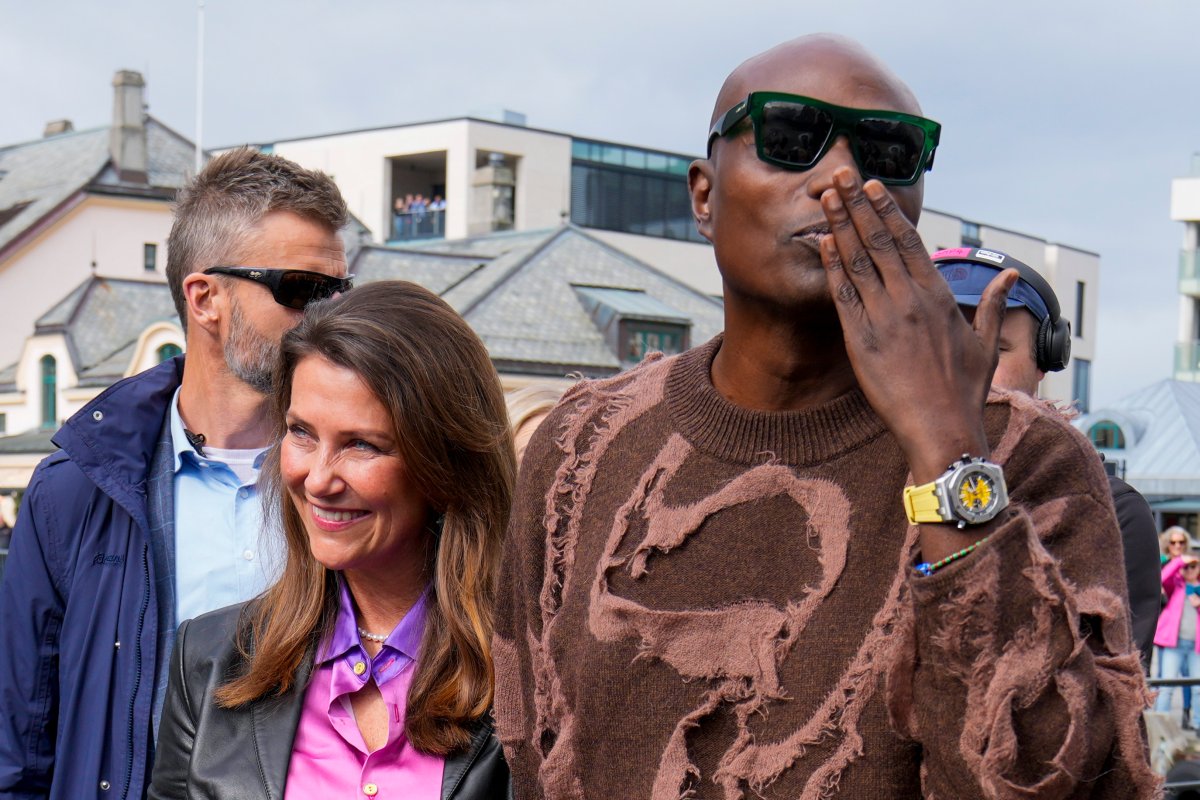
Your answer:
[215,280,515,755]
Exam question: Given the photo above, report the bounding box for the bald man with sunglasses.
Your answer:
[494,35,1156,798]
[0,148,350,800]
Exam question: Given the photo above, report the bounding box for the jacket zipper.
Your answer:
[121,544,150,800]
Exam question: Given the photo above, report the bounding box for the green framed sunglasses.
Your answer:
[707,91,942,186]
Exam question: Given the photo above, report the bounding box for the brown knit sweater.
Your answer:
[493,337,1157,799]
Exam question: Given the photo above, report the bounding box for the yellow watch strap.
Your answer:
[903,481,945,524]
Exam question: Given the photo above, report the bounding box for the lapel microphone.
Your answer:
[183,428,207,457]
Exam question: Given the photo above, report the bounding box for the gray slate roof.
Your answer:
[354,224,724,376]
[0,118,193,257]
[36,276,178,387]
[0,427,57,455]
[1,224,722,419]
[402,228,560,259]
[352,246,486,295]
[1075,379,1200,499]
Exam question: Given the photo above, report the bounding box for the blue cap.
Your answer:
[935,261,1050,322]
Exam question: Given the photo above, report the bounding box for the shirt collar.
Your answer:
[168,387,269,473]
[168,388,195,474]
[318,575,429,665]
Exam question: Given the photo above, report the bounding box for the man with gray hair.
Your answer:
[0,147,350,800]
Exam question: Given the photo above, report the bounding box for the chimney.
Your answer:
[109,70,148,184]
[43,119,74,138]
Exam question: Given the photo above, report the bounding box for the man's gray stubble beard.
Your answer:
[223,296,277,395]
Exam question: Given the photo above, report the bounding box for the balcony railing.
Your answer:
[390,208,445,242]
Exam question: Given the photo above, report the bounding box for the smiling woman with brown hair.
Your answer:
[149,281,514,799]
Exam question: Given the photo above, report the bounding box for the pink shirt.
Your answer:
[285,581,444,799]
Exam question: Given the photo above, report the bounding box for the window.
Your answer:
[1088,421,1125,449]
[620,321,688,362]
[0,413,6,435]
[569,139,707,244]
[144,243,158,272]
[39,355,56,430]
[1073,357,1091,413]
[156,343,182,362]
[1075,281,1085,338]
[961,221,982,248]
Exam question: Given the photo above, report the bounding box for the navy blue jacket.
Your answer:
[0,358,183,800]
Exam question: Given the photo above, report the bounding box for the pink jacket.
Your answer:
[1155,556,1200,650]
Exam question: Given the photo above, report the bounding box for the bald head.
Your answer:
[710,35,923,132]
[688,34,929,318]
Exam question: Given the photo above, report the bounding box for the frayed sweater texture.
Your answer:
[493,337,1158,799]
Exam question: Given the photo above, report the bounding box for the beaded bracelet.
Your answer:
[914,535,991,577]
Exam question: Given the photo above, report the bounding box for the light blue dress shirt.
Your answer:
[170,389,279,623]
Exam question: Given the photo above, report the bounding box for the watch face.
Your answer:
[950,466,1003,523]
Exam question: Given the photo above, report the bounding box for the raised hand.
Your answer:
[817,166,1017,487]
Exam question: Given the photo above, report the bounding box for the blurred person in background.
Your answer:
[505,384,565,464]
[1164,526,1192,566]
[934,247,1161,672]
[1157,551,1200,727]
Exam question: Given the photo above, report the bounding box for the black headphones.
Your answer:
[931,247,1072,373]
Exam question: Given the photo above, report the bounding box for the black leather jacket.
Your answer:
[148,603,510,799]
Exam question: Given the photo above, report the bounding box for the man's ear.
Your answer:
[182,272,222,335]
[688,159,715,244]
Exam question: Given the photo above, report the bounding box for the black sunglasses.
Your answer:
[707,91,941,186]
[204,266,353,310]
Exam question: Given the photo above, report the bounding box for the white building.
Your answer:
[1170,157,1200,383]
[0,70,194,369]
[242,114,1099,406]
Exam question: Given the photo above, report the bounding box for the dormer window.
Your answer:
[1088,420,1126,450]
[156,343,182,362]
[573,285,691,368]
[623,323,686,361]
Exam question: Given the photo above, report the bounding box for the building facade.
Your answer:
[0,224,722,493]
[1171,157,1200,384]
[244,115,1100,406]
[0,71,194,368]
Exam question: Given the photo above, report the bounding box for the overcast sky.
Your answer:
[2,0,1195,408]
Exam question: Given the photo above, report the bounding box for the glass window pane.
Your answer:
[602,145,624,166]
[598,170,622,229]
[623,173,647,234]
[644,177,666,237]
[646,152,668,172]
[571,140,590,160]
[40,356,56,429]
[624,149,647,169]
[664,180,692,240]
[570,164,591,226]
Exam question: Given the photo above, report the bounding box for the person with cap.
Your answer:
[933,246,1161,673]
[493,34,1156,799]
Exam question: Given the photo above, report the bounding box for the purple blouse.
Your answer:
[284,580,444,799]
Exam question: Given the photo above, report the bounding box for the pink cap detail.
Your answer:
[931,247,973,260]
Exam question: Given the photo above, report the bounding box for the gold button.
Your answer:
[353,661,367,676]
[363,783,378,796]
